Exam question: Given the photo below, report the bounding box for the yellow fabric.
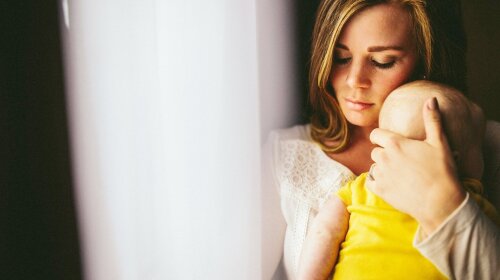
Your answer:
[333,173,447,280]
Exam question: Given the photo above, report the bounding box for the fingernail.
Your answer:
[427,97,439,110]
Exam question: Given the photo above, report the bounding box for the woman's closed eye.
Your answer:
[333,56,398,69]
[334,56,352,65]
[371,58,397,69]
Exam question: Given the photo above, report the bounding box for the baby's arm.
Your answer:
[297,195,349,280]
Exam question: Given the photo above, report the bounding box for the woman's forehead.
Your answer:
[337,3,414,50]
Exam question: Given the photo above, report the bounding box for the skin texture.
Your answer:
[327,2,464,236]
[299,4,421,279]
[297,196,349,280]
[330,4,418,129]
[276,0,499,278]
[368,98,466,236]
[326,3,418,176]
[378,81,485,179]
[298,81,472,280]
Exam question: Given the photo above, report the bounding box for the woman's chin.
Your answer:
[345,116,378,129]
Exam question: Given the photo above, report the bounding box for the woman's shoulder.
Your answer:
[266,124,315,162]
[268,123,353,176]
[267,123,355,208]
[268,124,318,163]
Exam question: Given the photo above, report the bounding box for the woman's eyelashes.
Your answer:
[371,59,396,69]
[334,56,351,65]
[333,55,397,69]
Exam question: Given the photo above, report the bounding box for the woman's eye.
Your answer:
[371,59,396,69]
[334,57,351,65]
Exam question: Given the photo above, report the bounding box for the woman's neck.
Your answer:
[350,123,376,143]
[325,124,377,175]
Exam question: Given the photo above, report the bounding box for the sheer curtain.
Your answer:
[61,0,297,279]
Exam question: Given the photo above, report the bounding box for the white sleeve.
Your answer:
[261,131,287,280]
[414,193,500,280]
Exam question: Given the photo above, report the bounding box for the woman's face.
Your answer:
[330,3,418,129]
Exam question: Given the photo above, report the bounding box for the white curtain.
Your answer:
[61,0,298,279]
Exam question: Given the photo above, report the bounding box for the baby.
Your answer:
[297,80,499,280]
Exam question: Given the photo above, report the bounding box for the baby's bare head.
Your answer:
[379,81,470,140]
[379,80,485,179]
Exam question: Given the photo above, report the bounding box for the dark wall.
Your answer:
[294,0,500,122]
[0,1,82,279]
[294,0,321,123]
[462,1,500,122]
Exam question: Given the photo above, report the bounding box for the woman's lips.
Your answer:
[345,98,374,111]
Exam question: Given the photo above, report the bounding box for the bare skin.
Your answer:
[298,90,469,279]
[326,126,376,176]
[326,2,417,176]
[297,2,477,278]
[369,98,466,236]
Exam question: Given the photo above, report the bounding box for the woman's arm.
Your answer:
[414,193,500,279]
[368,97,500,278]
[297,196,349,280]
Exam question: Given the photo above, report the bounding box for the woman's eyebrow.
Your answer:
[335,43,349,50]
[335,43,405,52]
[367,45,404,52]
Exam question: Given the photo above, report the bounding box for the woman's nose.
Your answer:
[346,61,371,89]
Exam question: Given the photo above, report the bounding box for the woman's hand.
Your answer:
[367,97,466,236]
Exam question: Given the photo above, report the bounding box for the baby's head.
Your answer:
[379,80,485,179]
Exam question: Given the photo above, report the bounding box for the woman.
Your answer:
[262,0,500,279]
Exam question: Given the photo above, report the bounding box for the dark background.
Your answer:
[462,1,500,122]
[0,1,498,279]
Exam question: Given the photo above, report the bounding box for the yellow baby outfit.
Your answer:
[333,173,443,279]
[333,173,499,279]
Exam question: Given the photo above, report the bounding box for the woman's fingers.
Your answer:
[423,97,448,150]
[371,97,446,149]
[370,146,384,164]
[369,128,405,149]
[366,97,464,228]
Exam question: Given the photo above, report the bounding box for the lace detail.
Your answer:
[277,139,355,210]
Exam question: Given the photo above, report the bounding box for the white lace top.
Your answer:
[264,124,355,279]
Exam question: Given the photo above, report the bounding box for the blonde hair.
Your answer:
[309,0,466,152]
